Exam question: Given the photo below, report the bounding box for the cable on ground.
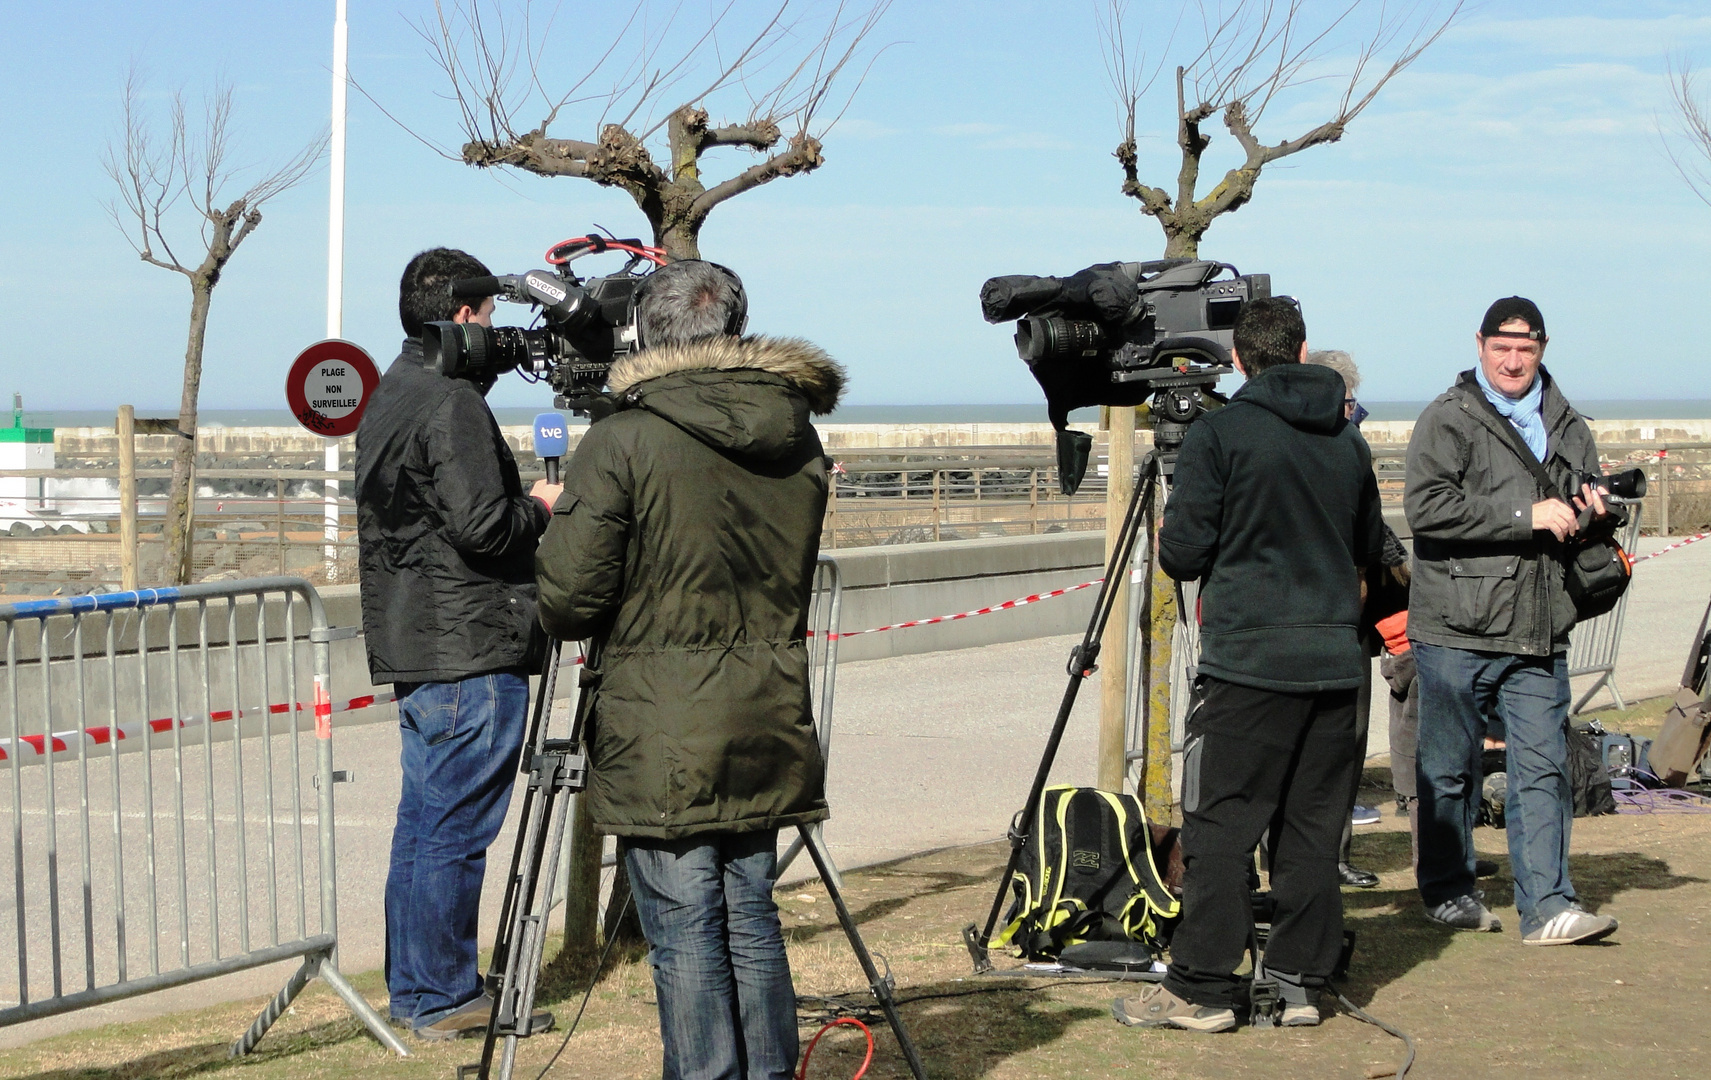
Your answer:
[796,1017,874,1080]
[534,892,634,1080]
[1333,990,1415,1079]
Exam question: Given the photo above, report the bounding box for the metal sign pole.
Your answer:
[323,0,349,581]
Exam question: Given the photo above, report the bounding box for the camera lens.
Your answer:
[1604,467,1647,500]
[422,321,479,377]
[1015,317,1106,362]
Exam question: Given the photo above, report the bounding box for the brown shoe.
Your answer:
[411,993,556,1042]
[1111,985,1236,1032]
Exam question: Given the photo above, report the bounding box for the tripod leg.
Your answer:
[493,768,575,1079]
[470,641,591,1080]
[965,453,1162,972]
[778,822,841,889]
[800,825,929,1080]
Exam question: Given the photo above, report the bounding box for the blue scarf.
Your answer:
[1474,364,1547,462]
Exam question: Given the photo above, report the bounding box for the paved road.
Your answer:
[4,531,1707,1047]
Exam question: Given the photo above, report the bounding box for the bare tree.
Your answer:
[417,0,890,259]
[1104,0,1462,258]
[105,73,326,585]
[1664,60,1711,207]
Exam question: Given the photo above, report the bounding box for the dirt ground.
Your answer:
[2,700,1708,1080]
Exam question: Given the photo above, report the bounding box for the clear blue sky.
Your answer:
[4,1,1709,413]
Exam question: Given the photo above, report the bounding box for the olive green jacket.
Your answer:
[535,335,844,839]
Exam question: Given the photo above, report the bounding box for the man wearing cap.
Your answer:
[1404,297,1617,945]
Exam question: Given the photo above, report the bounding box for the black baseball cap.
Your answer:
[1480,296,1546,341]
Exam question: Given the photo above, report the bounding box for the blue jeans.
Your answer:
[1412,642,1576,935]
[385,673,528,1026]
[625,831,797,1080]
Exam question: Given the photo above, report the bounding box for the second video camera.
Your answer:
[981,258,1275,492]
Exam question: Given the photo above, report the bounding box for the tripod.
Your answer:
[463,639,931,1080]
[963,445,1173,975]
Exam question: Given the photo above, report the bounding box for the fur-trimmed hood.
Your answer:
[608,335,844,413]
[604,335,845,461]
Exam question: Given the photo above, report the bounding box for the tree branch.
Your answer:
[1107,0,1462,254]
[690,131,823,218]
[704,121,782,150]
[1665,60,1711,208]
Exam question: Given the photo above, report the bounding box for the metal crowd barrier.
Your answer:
[777,556,843,886]
[0,577,405,1056]
[1568,512,1646,714]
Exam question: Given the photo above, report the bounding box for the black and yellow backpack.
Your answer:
[995,785,1180,961]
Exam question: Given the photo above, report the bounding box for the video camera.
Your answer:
[421,234,669,415]
[980,258,1275,493]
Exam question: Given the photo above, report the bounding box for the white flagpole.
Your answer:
[324,0,349,579]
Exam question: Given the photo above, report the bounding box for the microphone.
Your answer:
[533,412,570,485]
[450,275,504,298]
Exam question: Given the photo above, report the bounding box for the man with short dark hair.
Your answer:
[535,259,843,1078]
[356,247,562,1040]
[1114,297,1383,1033]
[1405,296,1618,945]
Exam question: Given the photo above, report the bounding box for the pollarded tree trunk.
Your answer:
[106,75,324,587]
[165,282,214,584]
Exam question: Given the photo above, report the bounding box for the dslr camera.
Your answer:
[1569,467,1646,534]
[981,258,1275,492]
[1577,467,1647,505]
[421,234,668,415]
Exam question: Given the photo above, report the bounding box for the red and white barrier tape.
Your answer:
[14,524,1704,765]
[0,689,401,765]
[1630,531,1711,563]
[817,576,1109,639]
[3,653,593,765]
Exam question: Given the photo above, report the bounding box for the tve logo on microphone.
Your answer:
[533,413,570,459]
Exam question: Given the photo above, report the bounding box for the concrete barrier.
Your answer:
[14,521,1419,730]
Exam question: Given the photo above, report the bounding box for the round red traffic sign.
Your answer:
[285,340,380,438]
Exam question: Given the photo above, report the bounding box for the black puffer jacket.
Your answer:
[1159,363,1385,692]
[535,335,843,840]
[355,340,550,685]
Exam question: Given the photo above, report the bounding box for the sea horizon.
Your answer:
[16,399,1711,430]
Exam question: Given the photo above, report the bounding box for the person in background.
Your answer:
[1303,350,1382,888]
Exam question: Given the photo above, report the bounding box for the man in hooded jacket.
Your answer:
[535,259,843,1080]
[1113,297,1383,1034]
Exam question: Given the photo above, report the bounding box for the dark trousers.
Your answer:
[1412,642,1576,935]
[1383,650,1420,802]
[1165,677,1359,1009]
[1382,649,1421,868]
[1338,660,1374,864]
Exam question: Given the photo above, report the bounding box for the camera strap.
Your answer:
[1459,374,1558,499]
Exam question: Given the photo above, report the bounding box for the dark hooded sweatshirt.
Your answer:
[535,335,844,840]
[1159,362,1384,693]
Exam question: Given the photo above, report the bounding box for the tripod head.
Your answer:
[1053,363,1231,494]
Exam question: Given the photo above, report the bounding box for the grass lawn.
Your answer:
[3,697,1707,1079]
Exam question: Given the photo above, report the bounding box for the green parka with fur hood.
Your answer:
[535,335,844,840]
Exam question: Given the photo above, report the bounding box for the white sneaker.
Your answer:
[1280,1001,1321,1026]
[1522,907,1617,946]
